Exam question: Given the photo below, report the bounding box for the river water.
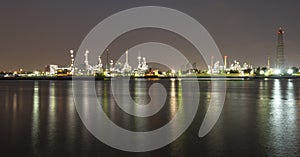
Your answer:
[0,79,299,156]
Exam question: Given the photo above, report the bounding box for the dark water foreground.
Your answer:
[0,79,299,157]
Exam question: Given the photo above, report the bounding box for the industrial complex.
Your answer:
[1,27,299,78]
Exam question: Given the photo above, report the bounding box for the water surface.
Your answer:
[0,79,299,156]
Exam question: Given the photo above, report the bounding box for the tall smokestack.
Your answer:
[125,50,129,64]
[267,56,270,69]
[84,50,89,67]
[211,56,214,69]
[224,55,227,69]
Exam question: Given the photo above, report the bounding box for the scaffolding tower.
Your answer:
[276,27,285,69]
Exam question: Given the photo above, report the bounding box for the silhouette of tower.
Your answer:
[276,27,285,69]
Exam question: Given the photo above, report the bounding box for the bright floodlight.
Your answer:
[287,69,293,74]
[259,70,264,75]
[274,69,281,75]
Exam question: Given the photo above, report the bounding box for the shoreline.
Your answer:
[0,75,300,80]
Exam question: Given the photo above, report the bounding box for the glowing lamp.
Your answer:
[259,71,264,75]
[274,69,281,75]
[287,69,293,74]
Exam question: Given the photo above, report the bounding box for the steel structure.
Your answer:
[276,27,285,69]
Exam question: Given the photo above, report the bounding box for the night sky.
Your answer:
[1,0,300,71]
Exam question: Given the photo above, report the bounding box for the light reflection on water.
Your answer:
[0,79,299,156]
[268,79,298,156]
[66,81,76,153]
[257,79,300,156]
[48,81,56,150]
[31,81,39,155]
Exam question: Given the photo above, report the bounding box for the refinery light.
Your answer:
[259,70,264,75]
[287,69,293,74]
[274,69,281,75]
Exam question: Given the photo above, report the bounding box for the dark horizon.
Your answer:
[1,0,300,71]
